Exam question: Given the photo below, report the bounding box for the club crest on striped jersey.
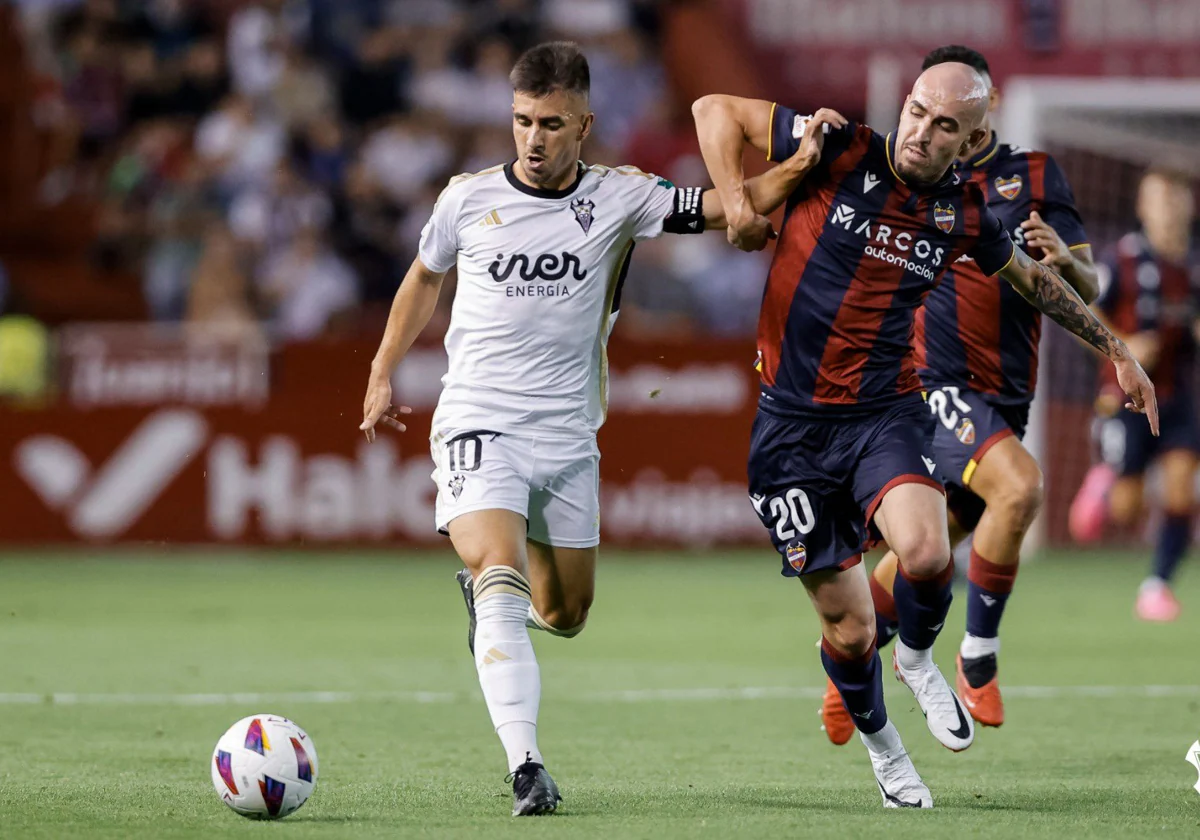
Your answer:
[933,201,957,234]
[570,197,595,235]
[995,175,1023,200]
[785,540,807,573]
[956,417,976,446]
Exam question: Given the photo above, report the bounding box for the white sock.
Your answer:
[860,719,904,755]
[473,567,544,773]
[895,638,933,671]
[960,633,1000,660]
[525,604,541,631]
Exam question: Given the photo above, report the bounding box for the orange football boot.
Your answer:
[955,654,1004,727]
[820,677,855,745]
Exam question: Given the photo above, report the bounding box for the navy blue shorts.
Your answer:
[1093,396,1200,477]
[747,396,943,577]
[923,385,1030,532]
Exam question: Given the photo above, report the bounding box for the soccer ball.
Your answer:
[211,714,318,820]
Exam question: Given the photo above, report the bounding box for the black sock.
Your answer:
[869,573,899,648]
[1153,514,1191,583]
[893,559,954,651]
[965,548,1017,640]
[820,637,887,735]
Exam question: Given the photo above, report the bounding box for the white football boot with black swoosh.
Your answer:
[863,723,932,809]
[892,645,975,752]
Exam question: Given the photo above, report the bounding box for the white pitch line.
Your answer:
[590,685,1200,702]
[0,685,1195,706]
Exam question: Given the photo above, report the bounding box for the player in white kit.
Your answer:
[359,41,841,816]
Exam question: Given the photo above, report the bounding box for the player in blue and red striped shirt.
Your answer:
[694,61,1156,808]
[1070,169,1200,622]
[844,46,1100,740]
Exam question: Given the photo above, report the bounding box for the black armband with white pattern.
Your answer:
[662,187,705,234]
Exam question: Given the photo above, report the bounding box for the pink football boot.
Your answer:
[1136,578,1181,623]
[1068,464,1116,543]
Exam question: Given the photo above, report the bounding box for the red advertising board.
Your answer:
[0,335,765,548]
[723,0,1200,112]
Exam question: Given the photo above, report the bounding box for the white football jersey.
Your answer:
[419,161,702,438]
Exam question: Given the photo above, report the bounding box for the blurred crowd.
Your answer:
[13,0,769,343]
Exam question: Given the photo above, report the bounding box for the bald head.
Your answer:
[892,61,991,184]
[913,62,990,130]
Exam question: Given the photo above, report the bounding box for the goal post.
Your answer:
[998,77,1200,553]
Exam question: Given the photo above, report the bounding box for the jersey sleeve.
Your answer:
[417,181,463,273]
[968,202,1017,276]
[627,171,705,241]
[1038,155,1089,249]
[767,103,856,165]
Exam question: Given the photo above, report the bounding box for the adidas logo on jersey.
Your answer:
[477,209,503,227]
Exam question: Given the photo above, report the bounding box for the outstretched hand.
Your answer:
[1114,355,1159,436]
[1019,211,1071,269]
[790,108,849,172]
[360,374,413,442]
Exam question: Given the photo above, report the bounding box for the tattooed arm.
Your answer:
[998,245,1160,435]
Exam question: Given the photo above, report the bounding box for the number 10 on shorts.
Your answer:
[445,434,484,472]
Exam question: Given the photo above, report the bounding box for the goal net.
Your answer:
[1000,78,1200,551]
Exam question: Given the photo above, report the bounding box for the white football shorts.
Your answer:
[430,428,601,548]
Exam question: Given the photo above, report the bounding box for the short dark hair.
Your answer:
[922,45,990,78]
[510,41,590,98]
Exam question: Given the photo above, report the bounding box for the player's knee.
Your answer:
[894,530,951,579]
[897,535,950,580]
[825,611,877,659]
[1108,482,1143,526]
[536,600,590,637]
[448,512,527,574]
[1109,499,1140,527]
[461,551,523,580]
[1162,469,1196,513]
[453,528,525,575]
[993,464,1044,529]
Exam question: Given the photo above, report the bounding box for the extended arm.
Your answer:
[691,94,777,231]
[360,257,446,440]
[998,246,1159,433]
[700,153,813,231]
[693,95,845,248]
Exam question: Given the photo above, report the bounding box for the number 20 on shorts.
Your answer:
[770,488,817,541]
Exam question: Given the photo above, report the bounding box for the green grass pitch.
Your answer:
[1,549,1198,838]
